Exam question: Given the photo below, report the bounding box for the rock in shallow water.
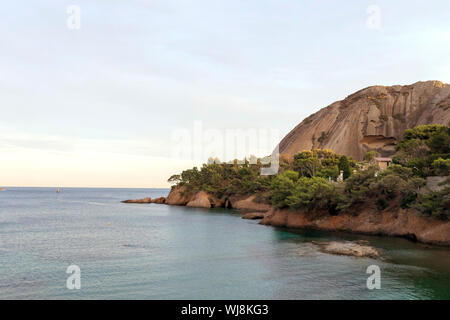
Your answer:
[313,241,380,259]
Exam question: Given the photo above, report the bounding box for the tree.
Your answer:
[293,151,321,177]
[167,174,181,185]
[364,150,379,162]
[394,124,450,177]
[286,176,335,210]
[415,186,450,218]
[432,158,450,176]
[338,156,351,179]
[270,170,298,208]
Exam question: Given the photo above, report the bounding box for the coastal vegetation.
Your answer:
[169,124,450,219]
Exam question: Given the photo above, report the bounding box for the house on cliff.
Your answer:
[373,157,392,171]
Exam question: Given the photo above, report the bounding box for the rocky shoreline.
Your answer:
[121,196,166,204]
[123,186,450,247]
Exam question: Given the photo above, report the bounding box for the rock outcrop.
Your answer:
[164,187,272,211]
[279,81,450,160]
[230,195,272,212]
[121,197,152,204]
[242,212,267,220]
[313,241,380,259]
[121,196,167,204]
[165,186,192,205]
[151,197,166,204]
[260,208,450,246]
[186,191,212,208]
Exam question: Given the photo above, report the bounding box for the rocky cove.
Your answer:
[122,82,450,250]
[122,186,450,248]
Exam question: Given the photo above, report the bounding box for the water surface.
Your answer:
[0,187,449,299]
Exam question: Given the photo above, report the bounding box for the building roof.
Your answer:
[374,157,392,162]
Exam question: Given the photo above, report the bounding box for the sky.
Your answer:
[0,0,449,188]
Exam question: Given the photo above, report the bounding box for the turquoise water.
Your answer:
[0,187,449,299]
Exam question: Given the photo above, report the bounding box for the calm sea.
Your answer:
[0,187,449,299]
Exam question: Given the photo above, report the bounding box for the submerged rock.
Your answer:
[313,241,380,259]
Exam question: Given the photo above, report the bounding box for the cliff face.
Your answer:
[279,81,450,160]
[165,186,270,211]
[260,208,450,246]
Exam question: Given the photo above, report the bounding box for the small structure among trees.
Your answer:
[373,157,392,170]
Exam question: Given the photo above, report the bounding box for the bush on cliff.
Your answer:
[269,171,342,213]
[168,159,272,199]
[286,177,338,211]
[415,186,450,219]
[168,125,448,217]
[292,149,354,180]
[393,124,450,176]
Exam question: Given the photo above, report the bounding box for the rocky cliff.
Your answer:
[260,207,450,246]
[165,186,271,211]
[279,81,450,160]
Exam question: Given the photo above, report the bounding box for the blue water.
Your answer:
[0,187,449,299]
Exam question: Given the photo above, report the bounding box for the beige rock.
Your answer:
[151,197,166,204]
[165,186,193,205]
[186,191,212,208]
[232,195,271,212]
[313,241,380,259]
[279,81,450,160]
[121,197,152,204]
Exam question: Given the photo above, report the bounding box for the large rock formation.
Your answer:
[186,191,213,208]
[279,81,450,160]
[164,187,271,211]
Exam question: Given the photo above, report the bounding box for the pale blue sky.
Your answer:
[1,0,449,187]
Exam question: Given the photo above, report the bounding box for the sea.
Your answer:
[0,187,449,299]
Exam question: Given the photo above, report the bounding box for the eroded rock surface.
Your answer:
[232,195,272,212]
[279,81,450,160]
[186,191,212,208]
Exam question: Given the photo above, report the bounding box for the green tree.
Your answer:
[286,176,335,210]
[270,170,298,208]
[338,156,351,179]
[363,150,379,162]
[432,158,450,176]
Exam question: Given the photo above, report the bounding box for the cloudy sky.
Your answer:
[1,0,449,187]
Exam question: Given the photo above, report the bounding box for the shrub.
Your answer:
[285,177,335,210]
[415,187,450,219]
